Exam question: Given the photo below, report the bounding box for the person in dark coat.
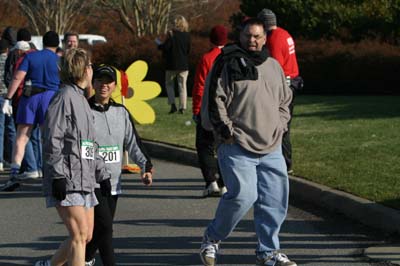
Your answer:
[157,15,191,114]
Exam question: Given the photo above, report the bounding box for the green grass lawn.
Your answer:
[136,96,400,209]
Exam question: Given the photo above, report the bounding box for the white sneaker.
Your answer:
[0,162,3,172]
[203,181,220,197]
[85,258,95,266]
[256,252,297,266]
[16,170,40,180]
[34,259,51,266]
[200,235,220,266]
[219,186,227,196]
[275,253,297,266]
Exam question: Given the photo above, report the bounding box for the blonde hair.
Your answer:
[60,48,90,84]
[173,15,189,32]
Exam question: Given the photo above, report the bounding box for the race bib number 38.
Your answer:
[99,145,121,163]
[81,140,94,160]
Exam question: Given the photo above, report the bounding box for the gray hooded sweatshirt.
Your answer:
[88,97,152,195]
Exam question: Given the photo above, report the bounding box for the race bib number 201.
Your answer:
[81,140,94,160]
[99,145,121,163]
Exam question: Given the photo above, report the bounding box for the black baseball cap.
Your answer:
[94,65,117,84]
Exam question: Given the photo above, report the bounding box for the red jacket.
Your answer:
[267,27,299,78]
[192,47,222,115]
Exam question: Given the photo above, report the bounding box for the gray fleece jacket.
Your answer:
[205,45,292,154]
[88,97,153,195]
[42,84,110,196]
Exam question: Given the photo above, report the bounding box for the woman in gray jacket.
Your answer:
[35,48,110,266]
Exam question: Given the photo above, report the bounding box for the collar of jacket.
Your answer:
[88,96,116,112]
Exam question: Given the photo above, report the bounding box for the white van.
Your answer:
[30,34,107,50]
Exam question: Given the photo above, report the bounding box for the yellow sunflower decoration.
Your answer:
[111,60,161,124]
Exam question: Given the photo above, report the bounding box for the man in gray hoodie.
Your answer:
[199,18,296,266]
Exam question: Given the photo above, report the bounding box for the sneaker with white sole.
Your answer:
[256,252,297,266]
[85,258,95,266]
[200,235,220,266]
[15,170,40,180]
[34,259,51,266]
[203,181,220,197]
[219,186,227,196]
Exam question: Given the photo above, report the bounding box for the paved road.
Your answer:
[0,159,392,266]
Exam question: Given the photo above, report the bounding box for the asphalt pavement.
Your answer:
[0,153,399,265]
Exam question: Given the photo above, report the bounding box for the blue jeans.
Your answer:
[21,125,42,172]
[206,143,289,257]
[0,97,17,163]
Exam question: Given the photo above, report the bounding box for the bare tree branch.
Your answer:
[17,0,96,35]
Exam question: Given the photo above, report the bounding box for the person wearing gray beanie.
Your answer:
[257,8,304,192]
[257,8,277,30]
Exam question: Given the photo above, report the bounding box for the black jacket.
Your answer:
[158,30,190,71]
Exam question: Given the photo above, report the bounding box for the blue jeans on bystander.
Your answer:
[205,143,289,258]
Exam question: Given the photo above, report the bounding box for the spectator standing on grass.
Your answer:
[35,48,110,266]
[84,65,153,266]
[192,25,228,197]
[257,9,304,174]
[157,15,191,114]
[0,31,60,192]
[199,18,296,266]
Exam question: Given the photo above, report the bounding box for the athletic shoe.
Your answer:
[16,170,41,180]
[256,252,297,266]
[85,258,96,266]
[219,186,227,196]
[34,260,51,266]
[203,181,220,197]
[200,235,220,266]
[1,178,20,192]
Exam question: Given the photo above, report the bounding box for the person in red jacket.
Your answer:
[258,9,304,174]
[192,25,228,197]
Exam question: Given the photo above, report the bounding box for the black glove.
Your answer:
[52,178,66,201]
[100,179,112,197]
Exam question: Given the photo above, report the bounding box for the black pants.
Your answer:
[86,188,118,266]
[282,87,295,171]
[195,119,224,188]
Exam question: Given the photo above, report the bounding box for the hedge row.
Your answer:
[91,35,400,96]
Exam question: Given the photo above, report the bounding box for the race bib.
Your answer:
[99,145,121,163]
[81,140,94,160]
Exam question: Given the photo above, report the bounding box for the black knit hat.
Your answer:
[257,8,277,29]
[43,31,59,47]
[17,28,31,41]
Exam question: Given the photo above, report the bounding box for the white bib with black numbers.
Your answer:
[99,145,121,163]
[81,140,94,160]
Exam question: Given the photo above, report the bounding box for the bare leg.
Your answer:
[12,124,33,166]
[50,206,94,266]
